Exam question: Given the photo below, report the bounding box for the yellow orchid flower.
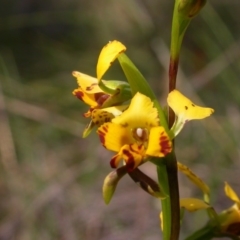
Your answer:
[73,40,129,111]
[97,92,172,171]
[72,41,132,137]
[167,90,214,137]
[218,182,240,236]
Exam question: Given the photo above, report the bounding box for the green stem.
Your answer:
[156,161,171,240]
[153,152,180,240]
[165,152,180,240]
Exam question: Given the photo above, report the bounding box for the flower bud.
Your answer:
[102,166,127,204]
[178,0,207,18]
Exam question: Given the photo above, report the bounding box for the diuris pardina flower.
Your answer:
[72,41,132,137]
[98,92,172,171]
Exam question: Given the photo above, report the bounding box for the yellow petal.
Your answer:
[97,40,126,80]
[92,110,114,126]
[72,71,103,94]
[72,88,99,107]
[113,92,159,130]
[225,182,240,205]
[177,162,210,196]
[180,198,210,212]
[110,143,145,170]
[167,90,214,121]
[219,205,240,233]
[97,123,135,152]
[159,212,163,230]
[92,105,128,126]
[146,126,172,157]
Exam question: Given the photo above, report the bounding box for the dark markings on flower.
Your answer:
[159,132,171,155]
[114,88,121,96]
[129,145,137,153]
[86,83,98,91]
[98,130,105,144]
[191,103,195,107]
[121,123,129,128]
[98,125,108,146]
[145,122,156,128]
[95,121,99,125]
[185,106,188,110]
[96,93,110,106]
[122,149,135,172]
[110,156,118,168]
[226,222,240,235]
[102,125,108,132]
[74,91,84,101]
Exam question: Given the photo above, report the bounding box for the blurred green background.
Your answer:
[0,0,240,239]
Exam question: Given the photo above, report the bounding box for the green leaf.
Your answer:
[117,53,169,132]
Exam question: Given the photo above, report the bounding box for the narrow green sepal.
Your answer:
[117,53,169,132]
[117,53,156,99]
[102,166,127,204]
[82,120,95,138]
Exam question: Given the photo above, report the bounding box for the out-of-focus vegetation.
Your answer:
[0,0,240,239]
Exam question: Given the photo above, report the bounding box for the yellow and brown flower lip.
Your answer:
[97,92,172,171]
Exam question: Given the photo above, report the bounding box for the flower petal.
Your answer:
[97,123,135,152]
[225,182,240,205]
[110,143,145,171]
[146,126,172,157]
[73,88,99,107]
[167,90,214,121]
[180,198,210,212]
[92,105,128,126]
[177,162,210,197]
[97,40,126,80]
[219,205,240,234]
[113,92,159,129]
[72,71,103,94]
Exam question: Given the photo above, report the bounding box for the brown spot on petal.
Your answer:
[226,222,240,235]
[86,83,98,91]
[121,123,129,128]
[98,130,106,145]
[96,94,110,106]
[159,134,172,156]
[98,125,109,146]
[102,125,108,132]
[185,106,188,110]
[122,148,136,172]
[126,161,135,172]
[74,91,84,101]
